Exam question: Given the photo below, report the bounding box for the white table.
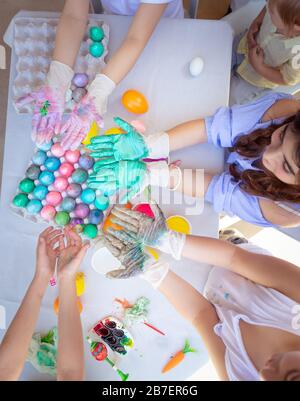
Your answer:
[1,11,232,381]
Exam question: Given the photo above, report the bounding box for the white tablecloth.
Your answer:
[0,11,232,381]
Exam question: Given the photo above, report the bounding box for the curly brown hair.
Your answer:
[229,112,300,203]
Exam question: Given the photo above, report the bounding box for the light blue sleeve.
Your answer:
[205,172,272,227]
[205,92,292,148]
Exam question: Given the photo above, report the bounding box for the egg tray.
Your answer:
[88,316,134,356]
[12,16,110,114]
[11,138,111,243]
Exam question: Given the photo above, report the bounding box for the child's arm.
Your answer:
[182,235,300,303]
[158,270,228,380]
[56,228,89,381]
[102,3,168,84]
[247,5,266,48]
[53,0,89,68]
[0,228,63,381]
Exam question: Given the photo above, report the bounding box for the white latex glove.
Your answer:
[143,132,170,159]
[141,261,170,288]
[46,60,74,95]
[87,73,116,115]
[146,160,170,188]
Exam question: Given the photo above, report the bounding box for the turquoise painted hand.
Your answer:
[86,117,149,163]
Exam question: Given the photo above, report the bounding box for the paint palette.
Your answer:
[88,316,134,356]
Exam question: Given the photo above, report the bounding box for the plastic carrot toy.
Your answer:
[162,340,196,373]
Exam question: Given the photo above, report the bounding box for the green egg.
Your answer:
[89,26,104,42]
[19,178,35,194]
[89,42,104,58]
[13,193,29,208]
[55,211,70,226]
[83,224,98,239]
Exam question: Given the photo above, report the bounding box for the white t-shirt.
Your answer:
[101,0,184,18]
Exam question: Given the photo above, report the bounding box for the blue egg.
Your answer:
[72,168,88,184]
[26,165,41,180]
[33,185,49,200]
[36,140,53,151]
[79,155,94,170]
[89,209,104,225]
[39,171,55,186]
[44,157,61,172]
[32,150,47,166]
[61,197,76,212]
[81,188,96,204]
[26,199,42,214]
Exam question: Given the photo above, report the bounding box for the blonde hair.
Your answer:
[269,0,300,28]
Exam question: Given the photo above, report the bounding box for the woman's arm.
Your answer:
[56,228,89,381]
[259,199,300,228]
[102,3,167,84]
[159,270,228,380]
[167,119,207,152]
[53,0,89,68]
[182,235,300,303]
[262,98,300,122]
[0,228,62,381]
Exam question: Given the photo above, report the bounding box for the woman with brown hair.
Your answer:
[88,92,300,227]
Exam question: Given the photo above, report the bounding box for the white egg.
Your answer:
[189,57,204,77]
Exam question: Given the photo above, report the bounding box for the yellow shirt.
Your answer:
[237,7,300,88]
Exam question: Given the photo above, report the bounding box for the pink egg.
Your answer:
[130,120,146,134]
[40,205,56,221]
[65,150,80,164]
[59,162,74,177]
[51,143,65,158]
[53,176,69,192]
[46,191,63,207]
[74,203,90,219]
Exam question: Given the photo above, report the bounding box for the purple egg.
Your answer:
[72,87,87,103]
[79,155,95,170]
[74,203,90,219]
[72,73,89,88]
[66,183,82,198]
[89,209,104,225]
[70,217,84,227]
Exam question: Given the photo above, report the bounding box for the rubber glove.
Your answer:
[15,61,73,144]
[107,204,186,260]
[87,117,169,163]
[141,261,170,289]
[88,160,170,202]
[60,94,103,150]
[87,73,116,116]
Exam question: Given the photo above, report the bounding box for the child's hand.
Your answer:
[57,227,89,278]
[35,227,63,280]
[247,20,262,49]
[248,45,265,71]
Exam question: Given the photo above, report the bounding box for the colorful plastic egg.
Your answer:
[59,162,75,177]
[55,211,70,226]
[89,209,104,225]
[81,188,95,204]
[89,26,104,42]
[39,171,55,186]
[53,176,69,192]
[32,150,47,166]
[61,197,76,212]
[19,178,35,194]
[121,90,149,114]
[72,73,89,88]
[72,87,88,103]
[13,193,29,208]
[33,185,49,200]
[71,168,88,184]
[46,191,63,207]
[37,141,53,151]
[74,203,90,219]
[26,199,42,214]
[44,157,61,172]
[26,165,40,180]
[70,217,84,227]
[65,150,80,164]
[83,223,98,239]
[51,143,65,158]
[40,205,56,221]
[94,194,109,211]
[79,155,94,170]
[66,183,82,198]
[89,42,104,58]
